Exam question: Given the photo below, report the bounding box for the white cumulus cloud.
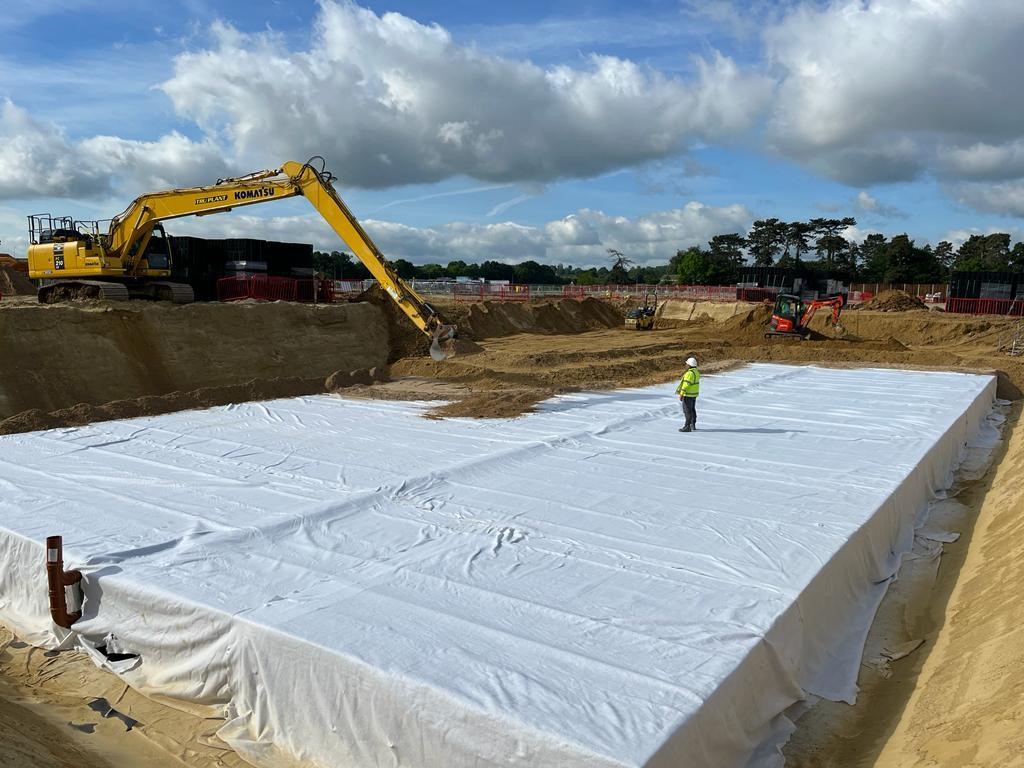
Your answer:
[159,0,772,188]
[763,0,1024,186]
[950,181,1024,218]
[854,191,906,219]
[0,99,231,201]
[164,201,752,267]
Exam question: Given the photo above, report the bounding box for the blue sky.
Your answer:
[1,0,1023,266]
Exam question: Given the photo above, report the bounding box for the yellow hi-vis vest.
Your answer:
[676,368,700,397]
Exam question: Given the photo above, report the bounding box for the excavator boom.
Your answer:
[26,157,457,360]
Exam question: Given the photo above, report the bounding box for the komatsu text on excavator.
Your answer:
[26,157,457,360]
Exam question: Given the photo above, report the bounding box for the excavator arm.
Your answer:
[800,296,845,329]
[104,158,456,360]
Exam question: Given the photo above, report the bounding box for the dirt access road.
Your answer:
[0,291,1022,766]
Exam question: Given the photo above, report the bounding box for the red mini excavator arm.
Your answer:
[800,296,845,329]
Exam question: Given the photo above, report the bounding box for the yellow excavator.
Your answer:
[26,157,457,360]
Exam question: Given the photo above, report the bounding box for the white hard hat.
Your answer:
[686,357,698,367]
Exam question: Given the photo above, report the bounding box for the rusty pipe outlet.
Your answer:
[45,536,83,629]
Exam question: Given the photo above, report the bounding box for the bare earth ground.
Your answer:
[1,292,1023,766]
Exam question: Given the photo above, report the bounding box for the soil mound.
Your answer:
[855,290,927,312]
[0,263,35,297]
[450,298,622,339]
[427,389,553,419]
[718,304,775,344]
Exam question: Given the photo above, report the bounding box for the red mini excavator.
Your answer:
[765,293,845,339]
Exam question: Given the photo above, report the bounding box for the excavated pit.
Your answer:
[1,294,1023,768]
[2,296,1023,430]
[0,364,999,768]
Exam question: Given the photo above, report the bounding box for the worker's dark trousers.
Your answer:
[681,396,697,429]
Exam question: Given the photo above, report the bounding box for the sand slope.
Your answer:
[873,410,1024,767]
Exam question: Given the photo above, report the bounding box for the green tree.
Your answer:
[628,264,670,284]
[954,233,1012,272]
[810,217,857,270]
[746,218,786,267]
[876,234,943,283]
[607,248,634,284]
[708,233,747,273]
[513,260,558,284]
[859,234,889,281]
[391,258,417,279]
[934,241,955,277]
[676,247,712,284]
[446,260,472,278]
[479,261,515,281]
[417,263,447,279]
[313,250,357,278]
[778,221,815,267]
[1011,242,1024,272]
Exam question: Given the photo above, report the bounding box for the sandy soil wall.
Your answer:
[0,302,389,420]
[0,264,34,297]
[656,299,750,323]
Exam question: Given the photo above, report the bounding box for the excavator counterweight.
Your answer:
[25,157,457,359]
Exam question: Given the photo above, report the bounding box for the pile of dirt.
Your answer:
[717,304,775,344]
[445,298,623,339]
[325,366,389,390]
[0,263,34,297]
[855,290,928,312]
[427,389,554,419]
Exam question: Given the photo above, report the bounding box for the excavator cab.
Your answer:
[768,294,804,336]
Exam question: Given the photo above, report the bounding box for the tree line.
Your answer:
[313,219,1024,286]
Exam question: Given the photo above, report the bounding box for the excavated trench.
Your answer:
[1,291,1024,767]
[0,295,627,432]
[2,295,1024,431]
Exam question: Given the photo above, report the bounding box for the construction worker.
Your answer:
[676,356,700,432]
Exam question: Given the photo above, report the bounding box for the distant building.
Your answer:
[948,271,1017,301]
[947,271,1020,313]
[735,266,847,301]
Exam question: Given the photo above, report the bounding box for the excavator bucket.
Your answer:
[429,325,459,361]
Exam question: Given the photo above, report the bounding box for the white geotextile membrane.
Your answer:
[0,363,996,768]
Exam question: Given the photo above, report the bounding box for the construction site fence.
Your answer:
[217,277,1024,318]
[414,283,744,302]
[217,275,330,303]
[945,297,1024,316]
[850,283,947,301]
[274,279,954,305]
[452,284,532,302]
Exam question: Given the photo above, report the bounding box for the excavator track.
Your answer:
[150,281,195,303]
[37,280,194,304]
[38,280,131,303]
